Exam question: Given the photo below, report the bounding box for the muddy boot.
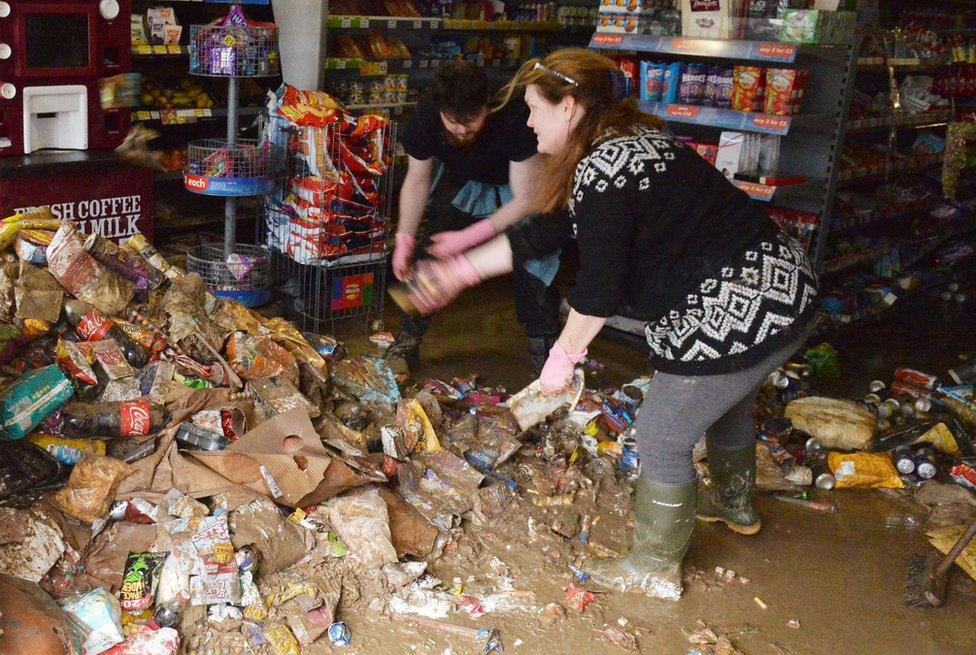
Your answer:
[697,442,761,535]
[384,331,422,370]
[588,477,697,600]
[527,335,558,377]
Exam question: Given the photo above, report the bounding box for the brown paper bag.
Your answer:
[14,262,62,323]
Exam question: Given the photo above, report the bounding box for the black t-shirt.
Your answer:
[401,97,538,185]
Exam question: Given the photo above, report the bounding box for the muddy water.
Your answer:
[329,278,976,654]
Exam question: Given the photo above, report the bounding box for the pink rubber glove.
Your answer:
[392,232,416,282]
[540,343,587,394]
[427,218,497,259]
[408,254,482,315]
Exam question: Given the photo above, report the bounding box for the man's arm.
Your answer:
[392,156,435,280]
[487,154,541,231]
[397,155,435,237]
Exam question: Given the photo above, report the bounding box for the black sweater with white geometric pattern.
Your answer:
[508,127,818,374]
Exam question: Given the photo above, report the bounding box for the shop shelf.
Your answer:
[327,15,439,29]
[589,34,807,63]
[829,196,939,233]
[856,56,948,69]
[131,106,263,124]
[184,138,274,196]
[836,153,945,184]
[822,244,891,274]
[845,108,954,132]
[639,101,831,135]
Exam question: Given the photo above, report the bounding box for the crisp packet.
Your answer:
[119,552,168,613]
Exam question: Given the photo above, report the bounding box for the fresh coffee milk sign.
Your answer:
[0,165,155,242]
[13,195,145,240]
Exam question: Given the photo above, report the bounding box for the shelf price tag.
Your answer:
[590,33,623,47]
[135,111,152,121]
[336,59,346,69]
[734,181,776,200]
[388,20,396,29]
[403,59,412,69]
[340,18,351,28]
[756,43,798,61]
[167,44,182,54]
[750,114,790,134]
[665,104,701,119]
[413,20,422,28]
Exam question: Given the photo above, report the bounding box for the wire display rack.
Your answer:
[265,115,396,332]
[185,138,274,196]
[189,24,280,78]
[182,3,279,306]
[187,242,272,306]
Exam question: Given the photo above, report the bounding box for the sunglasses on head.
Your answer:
[532,61,578,87]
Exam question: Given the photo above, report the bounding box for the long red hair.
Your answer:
[496,48,664,214]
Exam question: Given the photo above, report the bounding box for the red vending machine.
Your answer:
[0,0,132,155]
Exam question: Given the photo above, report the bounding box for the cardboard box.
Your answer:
[716,131,746,179]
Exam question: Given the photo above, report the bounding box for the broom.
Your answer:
[904,516,976,607]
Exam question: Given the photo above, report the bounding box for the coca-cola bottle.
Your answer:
[63,299,149,368]
[62,398,169,439]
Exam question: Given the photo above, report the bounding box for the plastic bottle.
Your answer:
[62,399,169,438]
[63,299,149,368]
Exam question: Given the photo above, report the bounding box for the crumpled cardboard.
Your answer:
[116,388,242,499]
[189,408,332,508]
[14,261,63,323]
[377,487,439,559]
[927,524,976,582]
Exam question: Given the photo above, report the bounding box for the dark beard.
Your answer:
[442,129,480,148]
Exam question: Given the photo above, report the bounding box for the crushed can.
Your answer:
[328,621,350,646]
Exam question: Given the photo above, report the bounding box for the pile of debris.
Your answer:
[749,343,976,573]
[0,210,650,654]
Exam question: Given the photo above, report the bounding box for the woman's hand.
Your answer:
[405,255,482,315]
[539,343,587,394]
[427,218,497,259]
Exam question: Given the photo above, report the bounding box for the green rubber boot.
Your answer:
[588,477,697,600]
[697,442,761,535]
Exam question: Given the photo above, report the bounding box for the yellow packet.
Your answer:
[914,422,959,455]
[406,398,440,453]
[26,433,105,466]
[828,451,904,489]
[265,623,300,655]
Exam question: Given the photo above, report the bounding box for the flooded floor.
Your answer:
[332,276,976,655]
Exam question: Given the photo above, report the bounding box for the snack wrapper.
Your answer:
[60,587,125,655]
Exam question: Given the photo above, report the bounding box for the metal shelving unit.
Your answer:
[814,6,976,334]
[590,33,861,270]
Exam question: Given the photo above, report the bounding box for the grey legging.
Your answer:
[636,331,810,485]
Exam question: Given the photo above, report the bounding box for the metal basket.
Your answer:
[185,138,274,196]
[189,24,279,77]
[270,248,388,333]
[186,242,272,307]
